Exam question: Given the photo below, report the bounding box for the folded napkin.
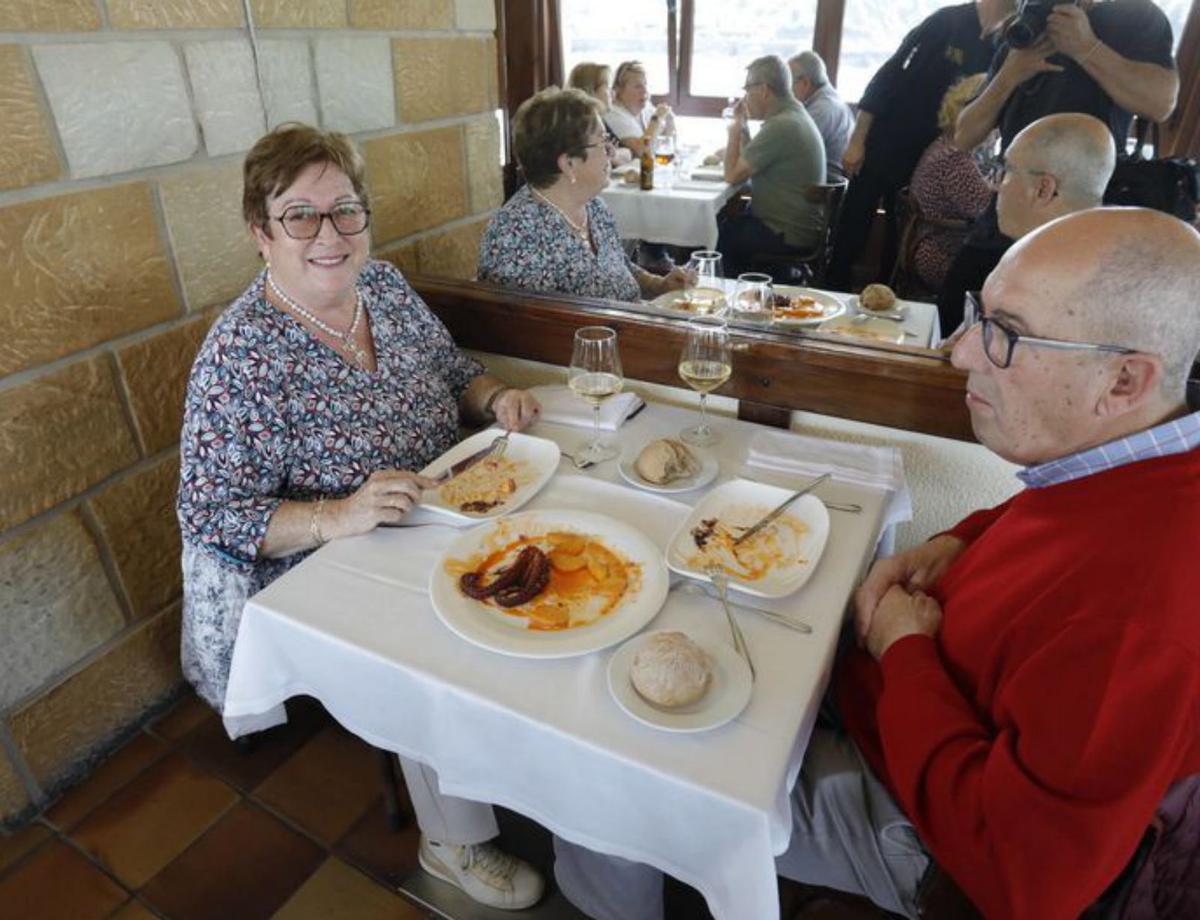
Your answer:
[689,166,726,182]
[530,384,645,431]
[743,429,913,546]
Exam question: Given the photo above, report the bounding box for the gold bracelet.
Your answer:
[310,496,327,546]
[483,385,511,418]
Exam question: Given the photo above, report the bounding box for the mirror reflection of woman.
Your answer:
[477,87,689,302]
[568,62,634,166]
[605,59,676,157]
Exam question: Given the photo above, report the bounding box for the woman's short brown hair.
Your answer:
[568,62,612,95]
[242,122,369,234]
[512,87,601,189]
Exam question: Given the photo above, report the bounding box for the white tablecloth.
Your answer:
[600,175,741,250]
[223,404,896,920]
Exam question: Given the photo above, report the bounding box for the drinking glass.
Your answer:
[682,250,725,316]
[678,318,731,446]
[733,272,773,318]
[653,134,677,188]
[568,326,624,463]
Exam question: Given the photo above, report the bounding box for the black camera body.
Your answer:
[1005,0,1076,49]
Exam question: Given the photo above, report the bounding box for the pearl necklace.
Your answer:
[531,187,591,246]
[267,271,369,369]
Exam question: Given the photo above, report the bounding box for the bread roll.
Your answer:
[631,632,711,708]
[859,283,897,312]
[633,438,699,485]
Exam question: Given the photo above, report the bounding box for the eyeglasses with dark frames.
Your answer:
[271,202,370,240]
[575,139,616,157]
[963,291,1137,369]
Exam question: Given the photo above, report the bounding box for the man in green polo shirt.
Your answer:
[719,54,826,278]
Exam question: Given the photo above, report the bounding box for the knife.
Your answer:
[733,472,832,546]
[435,441,498,484]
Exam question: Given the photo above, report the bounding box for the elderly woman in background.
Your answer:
[477,87,688,301]
[568,62,633,165]
[605,60,675,156]
[178,123,543,911]
[907,74,993,290]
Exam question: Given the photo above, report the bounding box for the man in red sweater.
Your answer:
[825,206,1200,918]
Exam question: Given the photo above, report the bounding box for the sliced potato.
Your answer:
[549,549,589,572]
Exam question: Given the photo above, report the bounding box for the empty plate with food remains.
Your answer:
[405,429,559,526]
[429,510,670,658]
[666,478,831,598]
[770,286,845,326]
[607,629,752,732]
[618,438,719,494]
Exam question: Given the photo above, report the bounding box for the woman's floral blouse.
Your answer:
[177,259,481,709]
[477,185,641,302]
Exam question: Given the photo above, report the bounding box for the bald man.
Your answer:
[554,209,1200,920]
[937,112,1116,335]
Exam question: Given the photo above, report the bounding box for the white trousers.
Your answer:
[399,755,499,846]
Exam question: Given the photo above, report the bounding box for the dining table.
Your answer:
[222,400,903,920]
[599,163,741,251]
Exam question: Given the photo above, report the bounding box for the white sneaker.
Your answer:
[418,834,545,910]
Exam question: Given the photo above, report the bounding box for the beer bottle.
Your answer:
[639,115,658,191]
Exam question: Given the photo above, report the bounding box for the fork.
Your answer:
[559,450,597,471]
[491,430,511,459]
[704,565,755,681]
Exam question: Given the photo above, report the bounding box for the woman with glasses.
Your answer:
[478,87,688,302]
[177,123,544,911]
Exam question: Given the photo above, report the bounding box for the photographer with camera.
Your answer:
[955,0,1177,156]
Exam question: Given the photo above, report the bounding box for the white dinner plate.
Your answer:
[607,629,752,733]
[647,286,729,315]
[817,314,906,345]
[665,478,830,599]
[770,286,845,326]
[617,444,719,494]
[429,510,670,658]
[406,429,559,526]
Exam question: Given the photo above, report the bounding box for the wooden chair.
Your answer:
[749,178,849,286]
[889,187,970,302]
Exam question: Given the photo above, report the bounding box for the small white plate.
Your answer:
[607,629,752,733]
[848,295,907,320]
[770,287,845,326]
[817,314,906,344]
[405,429,559,526]
[665,478,830,599]
[617,445,719,494]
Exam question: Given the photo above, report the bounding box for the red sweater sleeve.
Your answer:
[939,496,1015,545]
[875,619,1198,919]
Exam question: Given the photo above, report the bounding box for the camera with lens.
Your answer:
[1005,0,1076,49]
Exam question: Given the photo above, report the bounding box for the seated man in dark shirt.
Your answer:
[937,112,1115,334]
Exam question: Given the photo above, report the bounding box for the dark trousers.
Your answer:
[716,211,803,280]
[826,164,903,291]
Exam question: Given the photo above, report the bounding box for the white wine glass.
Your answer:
[568,326,624,464]
[682,250,725,316]
[678,318,731,447]
[733,272,773,319]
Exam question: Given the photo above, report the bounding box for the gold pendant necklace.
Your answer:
[267,271,369,368]
[531,187,591,246]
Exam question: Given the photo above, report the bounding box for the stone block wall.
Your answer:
[0,0,502,828]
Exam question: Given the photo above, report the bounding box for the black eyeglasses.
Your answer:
[271,202,370,240]
[995,155,1049,184]
[575,139,616,157]
[963,291,1136,369]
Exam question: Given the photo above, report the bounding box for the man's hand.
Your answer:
[864,584,943,661]
[491,389,540,432]
[998,35,1064,88]
[730,97,749,128]
[854,534,965,646]
[1046,4,1098,60]
[841,136,865,177]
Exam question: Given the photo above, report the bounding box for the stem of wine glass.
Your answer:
[698,392,709,433]
[592,402,601,448]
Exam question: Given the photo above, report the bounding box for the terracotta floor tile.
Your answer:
[334,795,421,889]
[181,696,329,792]
[107,900,160,920]
[273,856,426,920]
[254,724,383,844]
[140,800,324,920]
[0,819,53,877]
[70,752,238,888]
[0,838,127,920]
[146,694,215,744]
[44,733,170,831]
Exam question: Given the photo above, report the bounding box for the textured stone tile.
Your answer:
[315,37,394,135]
[88,456,182,622]
[483,37,499,108]
[184,40,266,158]
[0,0,100,31]
[34,42,197,179]
[376,241,420,278]
[159,161,262,312]
[274,857,425,920]
[9,606,184,788]
[0,754,30,826]
[0,839,127,920]
[44,732,169,831]
[108,0,243,29]
[258,40,319,129]
[0,358,139,532]
[393,37,494,122]
[0,46,60,192]
[0,512,125,712]
[465,114,503,213]
[456,0,496,31]
[251,0,346,28]
[362,128,466,243]
[115,315,214,457]
[0,183,182,377]
[417,219,486,281]
[349,0,453,29]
